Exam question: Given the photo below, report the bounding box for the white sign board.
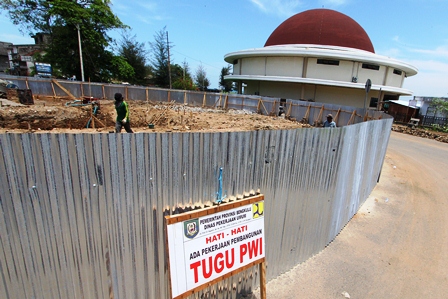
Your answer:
[166,196,265,299]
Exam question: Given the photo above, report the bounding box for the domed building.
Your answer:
[224,9,418,108]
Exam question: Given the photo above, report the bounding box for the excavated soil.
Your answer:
[1,96,448,144]
[0,96,309,133]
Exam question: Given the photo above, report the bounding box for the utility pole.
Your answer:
[167,31,172,89]
[76,24,85,82]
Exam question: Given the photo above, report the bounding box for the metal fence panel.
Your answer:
[1,116,392,298]
[0,75,388,127]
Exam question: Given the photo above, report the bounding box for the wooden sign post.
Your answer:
[165,194,266,299]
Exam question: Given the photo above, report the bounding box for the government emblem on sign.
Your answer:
[184,219,199,239]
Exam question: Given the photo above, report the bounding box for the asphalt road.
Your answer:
[254,131,448,298]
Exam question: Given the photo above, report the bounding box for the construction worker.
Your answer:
[114,93,134,133]
[323,114,336,128]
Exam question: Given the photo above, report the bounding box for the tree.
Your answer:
[148,27,171,88]
[195,64,210,91]
[172,60,196,90]
[219,65,233,92]
[117,31,149,85]
[431,98,448,117]
[0,0,126,82]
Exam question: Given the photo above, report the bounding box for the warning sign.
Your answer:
[166,195,265,299]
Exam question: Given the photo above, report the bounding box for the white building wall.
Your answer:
[314,85,366,107]
[306,58,353,81]
[357,65,386,86]
[385,68,404,87]
[245,80,379,108]
[266,57,303,77]
[241,57,266,75]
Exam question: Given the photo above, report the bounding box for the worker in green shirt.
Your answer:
[114,93,134,133]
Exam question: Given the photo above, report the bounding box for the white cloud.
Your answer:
[138,2,157,12]
[248,0,303,17]
[408,59,448,74]
[248,0,349,17]
[402,59,448,97]
[322,0,349,5]
[404,71,448,97]
[410,46,448,59]
[249,0,267,11]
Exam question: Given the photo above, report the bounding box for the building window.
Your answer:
[369,97,378,108]
[317,59,339,66]
[393,69,402,75]
[362,63,380,70]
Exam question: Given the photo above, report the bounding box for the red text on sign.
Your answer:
[206,232,225,244]
[231,225,248,235]
[189,237,263,283]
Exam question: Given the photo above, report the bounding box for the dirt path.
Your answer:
[254,131,448,298]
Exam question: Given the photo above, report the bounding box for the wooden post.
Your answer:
[25,77,30,90]
[146,88,149,102]
[79,81,83,98]
[334,108,341,123]
[224,94,228,109]
[315,105,324,125]
[202,92,206,107]
[286,102,293,117]
[259,262,267,299]
[347,110,357,125]
[102,84,105,99]
[51,79,76,100]
[260,99,269,116]
[217,93,222,108]
[270,100,277,115]
[184,91,187,105]
[257,98,262,113]
[303,104,311,122]
[51,81,56,99]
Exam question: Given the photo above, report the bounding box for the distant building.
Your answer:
[384,99,420,123]
[411,96,448,117]
[0,33,49,76]
[0,41,13,73]
[224,9,418,109]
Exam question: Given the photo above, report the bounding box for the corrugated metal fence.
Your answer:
[0,75,384,127]
[0,115,393,298]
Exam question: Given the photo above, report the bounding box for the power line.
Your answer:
[171,49,221,70]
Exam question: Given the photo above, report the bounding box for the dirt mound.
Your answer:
[0,96,309,133]
[392,124,448,143]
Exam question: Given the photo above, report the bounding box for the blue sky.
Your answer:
[1,0,448,98]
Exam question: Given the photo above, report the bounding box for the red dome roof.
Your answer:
[264,9,375,53]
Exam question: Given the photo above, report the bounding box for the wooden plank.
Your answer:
[224,94,228,109]
[51,79,76,100]
[347,110,357,125]
[286,102,292,117]
[259,99,269,115]
[334,108,341,123]
[165,194,264,225]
